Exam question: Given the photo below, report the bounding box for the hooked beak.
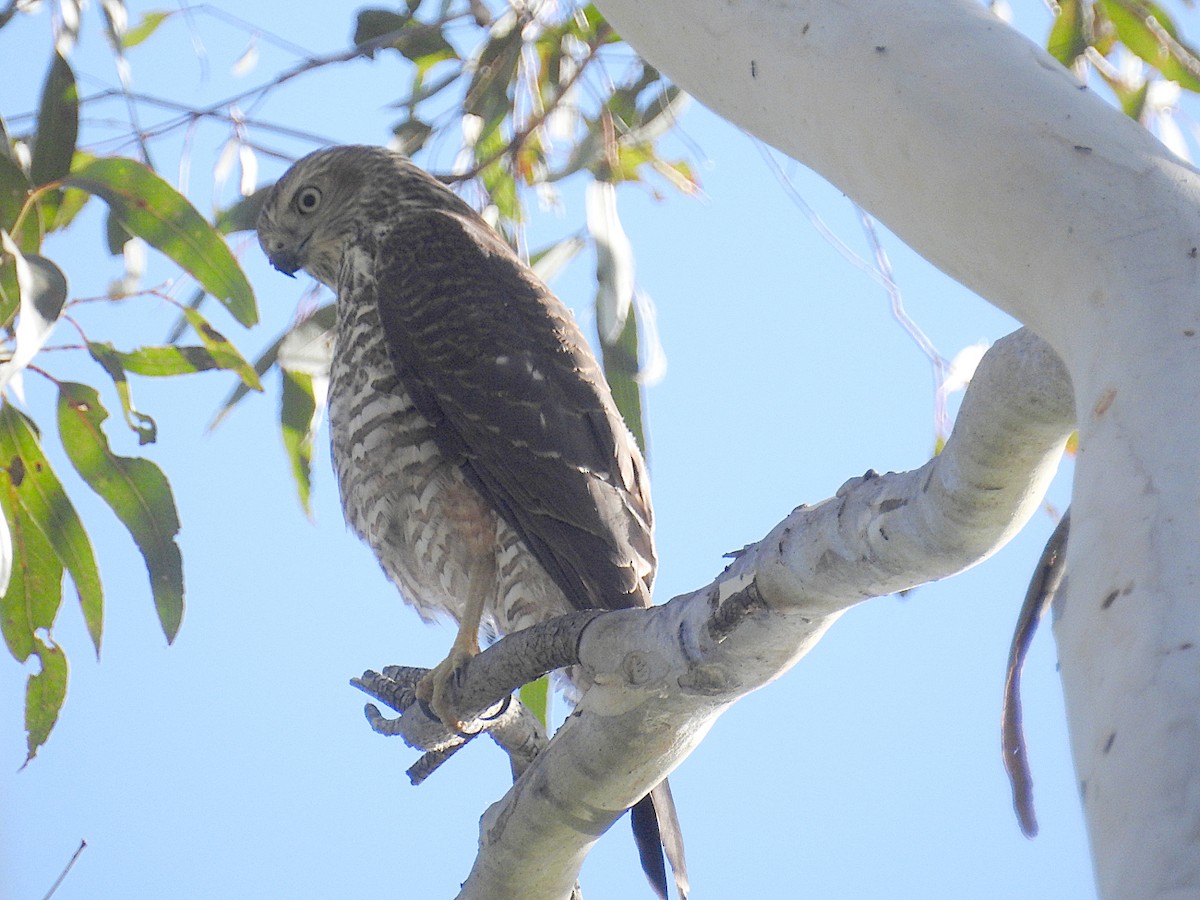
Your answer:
[270,254,300,278]
[264,236,307,278]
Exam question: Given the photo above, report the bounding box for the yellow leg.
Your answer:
[416,554,494,730]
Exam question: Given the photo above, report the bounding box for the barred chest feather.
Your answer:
[327,270,570,635]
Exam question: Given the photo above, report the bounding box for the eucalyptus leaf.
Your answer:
[30,52,78,189]
[22,635,67,765]
[280,369,318,517]
[57,383,182,642]
[65,156,257,327]
[0,402,103,653]
[87,342,158,444]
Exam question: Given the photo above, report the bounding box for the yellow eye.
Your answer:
[295,186,322,214]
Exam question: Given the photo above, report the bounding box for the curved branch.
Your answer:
[435,328,1075,899]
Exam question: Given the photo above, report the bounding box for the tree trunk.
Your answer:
[593,0,1200,896]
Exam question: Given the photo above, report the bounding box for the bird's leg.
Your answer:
[417,553,495,731]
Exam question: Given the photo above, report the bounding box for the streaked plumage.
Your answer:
[256,145,686,899]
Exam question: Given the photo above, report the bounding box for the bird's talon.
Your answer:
[416,646,476,731]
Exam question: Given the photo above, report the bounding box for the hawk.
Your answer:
[256,145,687,899]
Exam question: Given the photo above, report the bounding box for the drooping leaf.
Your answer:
[598,299,646,454]
[105,208,132,255]
[464,20,523,138]
[56,383,183,642]
[0,483,63,662]
[180,308,263,391]
[1048,0,1090,67]
[477,139,520,223]
[64,156,257,326]
[86,342,157,444]
[0,231,68,384]
[30,52,79,229]
[0,479,11,600]
[214,187,269,235]
[280,369,317,516]
[23,635,67,765]
[0,402,102,653]
[275,311,333,515]
[0,139,40,253]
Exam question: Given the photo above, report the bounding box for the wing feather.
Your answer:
[371,209,654,612]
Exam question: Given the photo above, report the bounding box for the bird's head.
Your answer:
[257,145,479,289]
[256,146,380,288]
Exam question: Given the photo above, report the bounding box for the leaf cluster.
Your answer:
[1048,0,1200,118]
[0,0,698,758]
[0,19,263,761]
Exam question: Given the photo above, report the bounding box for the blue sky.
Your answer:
[0,2,1124,897]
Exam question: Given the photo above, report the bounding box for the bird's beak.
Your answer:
[270,254,300,278]
[264,236,307,278]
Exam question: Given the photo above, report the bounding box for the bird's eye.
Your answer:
[295,186,322,214]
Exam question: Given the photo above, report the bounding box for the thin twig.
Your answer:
[41,838,86,900]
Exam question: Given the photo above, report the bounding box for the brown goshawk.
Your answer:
[256,145,686,899]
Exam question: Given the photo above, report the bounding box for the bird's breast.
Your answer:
[327,297,567,631]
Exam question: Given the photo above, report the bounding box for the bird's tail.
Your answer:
[630,778,689,900]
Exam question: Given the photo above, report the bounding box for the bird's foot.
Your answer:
[415,642,478,732]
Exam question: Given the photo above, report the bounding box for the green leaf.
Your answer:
[109,344,232,377]
[1048,0,1090,66]
[214,187,269,236]
[280,369,317,516]
[519,674,549,727]
[354,8,414,52]
[122,10,172,48]
[391,119,434,156]
[57,383,183,642]
[355,9,458,72]
[464,22,523,137]
[86,342,158,444]
[0,402,103,653]
[1099,0,1200,91]
[30,53,79,195]
[23,635,67,765]
[105,208,132,255]
[0,484,64,662]
[598,301,646,454]
[180,308,263,391]
[64,156,258,327]
[0,142,40,253]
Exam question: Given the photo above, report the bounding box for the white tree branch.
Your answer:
[592,1,1200,895]
[456,328,1073,899]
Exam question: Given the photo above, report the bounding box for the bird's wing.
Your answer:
[370,208,655,612]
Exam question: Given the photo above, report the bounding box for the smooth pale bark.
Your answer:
[593,1,1200,896]
[458,329,1073,899]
